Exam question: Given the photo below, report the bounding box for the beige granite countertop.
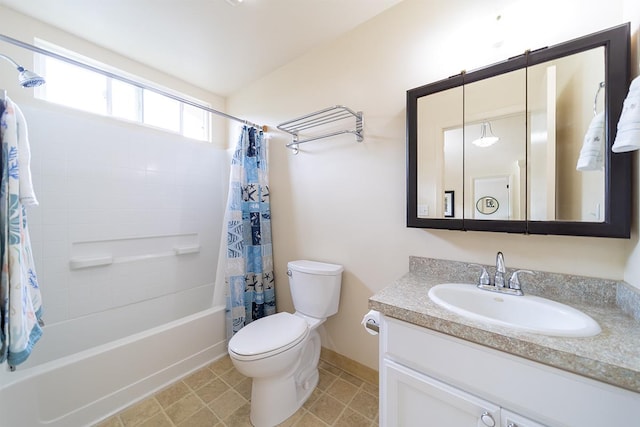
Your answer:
[369,257,640,393]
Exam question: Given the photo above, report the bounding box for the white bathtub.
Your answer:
[0,286,227,426]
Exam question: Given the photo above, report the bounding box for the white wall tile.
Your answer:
[21,104,227,324]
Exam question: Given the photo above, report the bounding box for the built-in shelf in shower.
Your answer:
[69,233,200,270]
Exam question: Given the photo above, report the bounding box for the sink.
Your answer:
[428,283,601,337]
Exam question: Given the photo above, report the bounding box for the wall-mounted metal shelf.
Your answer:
[277,105,363,154]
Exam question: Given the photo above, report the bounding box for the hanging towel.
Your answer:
[0,98,43,368]
[576,111,605,171]
[612,75,640,153]
[11,99,38,206]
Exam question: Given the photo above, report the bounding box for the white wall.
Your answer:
[229,0,639,370]
[622,0,640,289]
[0,7,230,325]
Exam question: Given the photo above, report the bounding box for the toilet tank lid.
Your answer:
[288,260,344,275]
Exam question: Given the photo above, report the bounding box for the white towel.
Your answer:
[612,75,640,153]
[0,96,43,367]
[576,111,605,171]
[6,97,38,206]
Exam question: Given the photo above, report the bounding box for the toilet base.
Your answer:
[249,331,321,427]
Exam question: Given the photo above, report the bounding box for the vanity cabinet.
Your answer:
[379,315,640,426]
[383,360,544,427]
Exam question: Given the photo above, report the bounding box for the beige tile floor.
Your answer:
[96,355,379,427]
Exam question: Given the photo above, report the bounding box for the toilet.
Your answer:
[228,260,343,427]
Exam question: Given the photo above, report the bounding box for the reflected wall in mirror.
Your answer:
[407,23,631,237]
[416,85,463,219]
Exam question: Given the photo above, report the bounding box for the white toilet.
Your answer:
[228,260,343,427]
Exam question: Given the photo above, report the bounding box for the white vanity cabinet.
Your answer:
[383,360,543,427]
[383,359,499,427]
[379,315,640,427]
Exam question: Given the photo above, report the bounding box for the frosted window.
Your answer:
[42,57,107,115]
[142,90,180,132]
[111,79,141,121]
[33,40,213,143]
[183,103,209,141]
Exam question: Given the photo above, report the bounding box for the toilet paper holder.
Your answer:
[364,320,379,333]
[362,310,381,335]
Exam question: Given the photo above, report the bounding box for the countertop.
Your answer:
[369,257,640,393]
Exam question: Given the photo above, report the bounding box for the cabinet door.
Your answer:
[382,360,500,427]
[501,409,547,427]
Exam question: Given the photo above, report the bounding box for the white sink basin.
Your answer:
[428,283,601,337]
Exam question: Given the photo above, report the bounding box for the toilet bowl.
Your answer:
[228,260,343,427]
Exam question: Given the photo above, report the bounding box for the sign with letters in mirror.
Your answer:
[476,196,500,216]
[406,23,631,238]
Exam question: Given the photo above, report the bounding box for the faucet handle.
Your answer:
[509,270,534,291]
[470,264,491,287]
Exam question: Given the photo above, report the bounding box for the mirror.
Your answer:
[464,68,527,222]
[407,23,631,237]
[527,47,605,222]
[416,84,463,220]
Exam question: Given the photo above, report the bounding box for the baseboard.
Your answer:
[320,347,378,385]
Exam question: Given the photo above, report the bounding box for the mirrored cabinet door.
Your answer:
[527,46,606,223]
[464,69,526,222]
[416,86,463,220]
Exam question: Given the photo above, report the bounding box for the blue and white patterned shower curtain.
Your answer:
[224,126,275,339]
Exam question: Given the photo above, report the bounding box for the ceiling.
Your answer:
[0,0,403,96]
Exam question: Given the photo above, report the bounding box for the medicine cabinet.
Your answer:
[407,23,631,237]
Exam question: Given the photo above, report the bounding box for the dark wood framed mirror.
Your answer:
[407,23,631,238]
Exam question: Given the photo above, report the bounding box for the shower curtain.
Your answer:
[0,96,43,368]
[224,126,275,338]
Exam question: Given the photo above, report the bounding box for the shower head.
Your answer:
[0,53,46,88]
[17,68,46,87]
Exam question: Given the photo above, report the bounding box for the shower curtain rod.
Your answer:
[0,33,264,131]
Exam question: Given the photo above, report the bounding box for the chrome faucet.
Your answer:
[473,252,534,296]
[494,251,506,288]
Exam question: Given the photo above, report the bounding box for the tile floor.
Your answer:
[96,355,379,427]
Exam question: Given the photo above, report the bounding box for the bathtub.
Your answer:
[0,286,227,426]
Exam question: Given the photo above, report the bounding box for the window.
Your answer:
[111,79,140,122]
[34,39,210,142]
[42,56,107,115]
[142,90,180,132]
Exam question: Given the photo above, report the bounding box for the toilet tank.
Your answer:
[287,260,343,319]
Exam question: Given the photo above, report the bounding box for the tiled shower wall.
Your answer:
[22,104,230,325]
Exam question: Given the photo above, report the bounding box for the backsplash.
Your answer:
[408,256,639,320]
[616,283,640,321]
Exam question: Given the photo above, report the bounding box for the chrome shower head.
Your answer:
[17,68,46,87]
[0,53,46,88]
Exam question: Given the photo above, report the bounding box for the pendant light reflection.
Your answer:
[472,121,500,148]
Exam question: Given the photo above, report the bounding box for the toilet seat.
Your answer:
[229,312,309,361]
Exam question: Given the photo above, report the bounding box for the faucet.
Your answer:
[473,252,534,296]
[494,251,506,288]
